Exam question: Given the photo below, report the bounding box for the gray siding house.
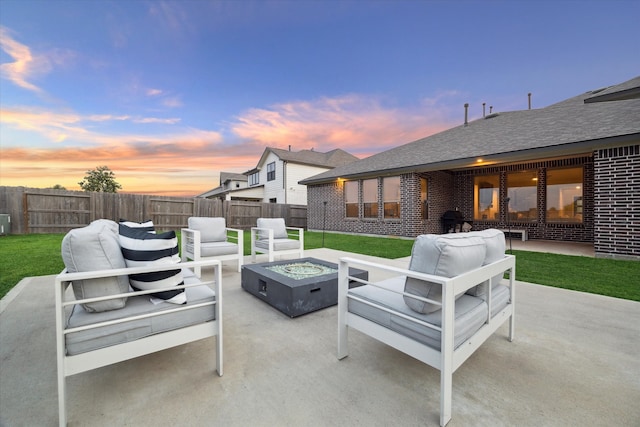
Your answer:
[301,76,640,260]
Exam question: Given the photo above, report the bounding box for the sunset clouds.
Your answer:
[0,25,457,196]
[232,94,455,157]
[1,2,637,196]
[1,93,456,195]
[0,26,47,93]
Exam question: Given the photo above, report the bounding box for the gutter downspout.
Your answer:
[283,160,287,204]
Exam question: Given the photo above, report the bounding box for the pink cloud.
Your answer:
[231,94,457,157]
[0,26,46,93]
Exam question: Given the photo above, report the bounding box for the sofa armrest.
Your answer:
[251,227,273,241]
[339,254,515,305]
[56,258,221,304]
[225,227,243,242]
[181,228,202,262]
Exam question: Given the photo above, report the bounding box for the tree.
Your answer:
[49,184,67,190]
[78,166,122,193]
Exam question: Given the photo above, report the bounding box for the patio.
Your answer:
[1,245,638,426]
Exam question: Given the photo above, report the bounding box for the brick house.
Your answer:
[301,76,640,260]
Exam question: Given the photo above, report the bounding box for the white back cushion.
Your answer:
[61,220,129,312]
[188,217,227,242]
[256,218,288,240]
[404,234,486,314]
[463,229,506,296]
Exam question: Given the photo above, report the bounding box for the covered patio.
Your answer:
[1,245,638,426]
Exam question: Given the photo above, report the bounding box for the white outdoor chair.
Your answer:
[251,218,304,263]
[182,217,244,274]
[57,220,223,426]
[337,230,515,426]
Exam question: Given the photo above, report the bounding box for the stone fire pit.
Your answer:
[241,257,368,317]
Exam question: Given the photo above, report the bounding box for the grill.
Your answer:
[441,210,465,233]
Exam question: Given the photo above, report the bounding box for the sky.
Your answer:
[1,0,639,197]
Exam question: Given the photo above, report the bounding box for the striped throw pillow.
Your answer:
[119,219,155,233]
[118,224,186,304]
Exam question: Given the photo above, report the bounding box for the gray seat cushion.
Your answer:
[255,238,300,251]
[349,277,511,350]
[65,271,216,355]
[200,241,239,257]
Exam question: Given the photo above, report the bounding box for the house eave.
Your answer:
[302,132,640,185]
[584,87,640,104]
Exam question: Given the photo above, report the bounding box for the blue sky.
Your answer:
[1,0,639,196]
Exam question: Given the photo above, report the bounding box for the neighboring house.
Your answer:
[200,147,359,204]
[301,76,640,260]
[197,172,248,200]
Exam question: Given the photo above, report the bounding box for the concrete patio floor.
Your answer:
[1,245,638,426]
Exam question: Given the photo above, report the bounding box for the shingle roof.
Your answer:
[219,172,247,184]
[268,147,359,168]
[584,76,640,103]
[301,76,640,185]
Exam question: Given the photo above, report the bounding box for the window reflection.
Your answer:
[507,171,537,221]
[547,167,583,223]
[363,179,378,218]
[383,177,400,218]
[474,175,499,220]
[344,181,358,218]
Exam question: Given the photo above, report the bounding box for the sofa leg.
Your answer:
[440,370,452,426]
[58,369,66,426]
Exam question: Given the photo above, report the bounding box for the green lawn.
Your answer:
[1,231,638,302]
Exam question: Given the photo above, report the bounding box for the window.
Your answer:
[421,177,428,220]
[507,171,538,221]
[383,177,400,218]
[363,179,378,218]
[474,175,499,220]
[266,162,276,181]
[546,167,583,223]
[344,181,358,218]
[249,173,259,186]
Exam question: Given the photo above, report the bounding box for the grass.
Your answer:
[1,231,638,302]
[0,234,66,300]
[510,250,640,301]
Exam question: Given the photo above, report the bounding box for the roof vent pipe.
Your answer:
[528,92,532,110]
[483,103,486,117]
[489,105,493,114]
[289,145,291,151]
[464,103,469,126]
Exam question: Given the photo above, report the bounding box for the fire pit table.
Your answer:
[241,257,368,317]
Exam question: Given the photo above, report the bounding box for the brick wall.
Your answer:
[307,149,640,260]
[454,156,594,243]
[594,144,640,260]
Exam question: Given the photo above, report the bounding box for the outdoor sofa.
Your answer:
[56,219,222,426]
[337,229,515,426]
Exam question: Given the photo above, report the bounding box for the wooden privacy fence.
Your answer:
[0,186,307,235]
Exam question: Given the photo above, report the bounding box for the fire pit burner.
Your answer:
[267,261,337,279]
